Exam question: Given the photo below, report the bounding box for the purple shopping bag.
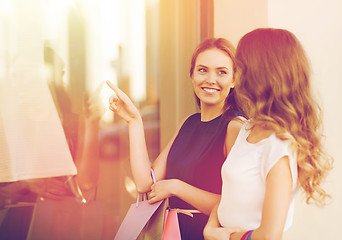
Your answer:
[114,195,165,240]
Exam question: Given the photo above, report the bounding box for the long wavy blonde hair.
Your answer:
[234,28,333,205]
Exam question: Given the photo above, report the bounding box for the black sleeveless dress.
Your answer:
[166,113,231,240]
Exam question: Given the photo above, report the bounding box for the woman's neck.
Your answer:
[200,104,224,122]
[247,125,274,144]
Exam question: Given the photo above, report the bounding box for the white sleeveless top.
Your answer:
[218,122,298,231]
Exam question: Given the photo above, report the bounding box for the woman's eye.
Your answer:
[198,68,206,73]
[218,70,227,75]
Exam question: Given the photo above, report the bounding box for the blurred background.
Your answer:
[0,0,341,239]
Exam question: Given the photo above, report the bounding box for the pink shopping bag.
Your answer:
[162,209,181,240]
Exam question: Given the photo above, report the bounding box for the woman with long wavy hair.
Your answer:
[204,28,333,240]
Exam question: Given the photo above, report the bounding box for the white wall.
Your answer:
[214,0,268,46]
[215,1,342,239]
[269,1,342,239]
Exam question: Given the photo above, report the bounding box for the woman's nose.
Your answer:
[206,71,216,84]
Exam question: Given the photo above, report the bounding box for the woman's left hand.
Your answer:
[204,225,242,240]
[25,177,69,200]
[148,179,179,204]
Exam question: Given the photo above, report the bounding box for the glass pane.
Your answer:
[0,0,160,238]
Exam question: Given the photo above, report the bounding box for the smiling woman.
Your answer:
[107,37,245,240]
[189,38,238,123]
[191,48,234,117]
[0,0,236,239]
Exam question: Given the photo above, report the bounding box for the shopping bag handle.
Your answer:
[136,168,157,207]
[150,168,157,183]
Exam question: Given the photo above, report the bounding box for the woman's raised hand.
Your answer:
[106,80,141,123]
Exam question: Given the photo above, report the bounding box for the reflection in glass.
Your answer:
[1,0,160,238]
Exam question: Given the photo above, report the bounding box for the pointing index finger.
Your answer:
[106,80,119,94]
[106,80,130,102]
[106,80,131,103]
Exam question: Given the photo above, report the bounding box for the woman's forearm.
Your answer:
[207,203,220,227]
[173,180,220,215]
[75,118,100,191]
[128,118,154,192]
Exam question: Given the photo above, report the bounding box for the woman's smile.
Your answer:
[201,87,220,94]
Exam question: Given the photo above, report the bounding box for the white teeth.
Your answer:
[203,88,218,93]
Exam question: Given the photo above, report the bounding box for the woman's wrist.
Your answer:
[127,114,143,125]
[230,230,252,240]
[170,179,182,197]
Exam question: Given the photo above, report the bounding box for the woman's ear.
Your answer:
[231,77,235,89]
[231,70,240,89]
